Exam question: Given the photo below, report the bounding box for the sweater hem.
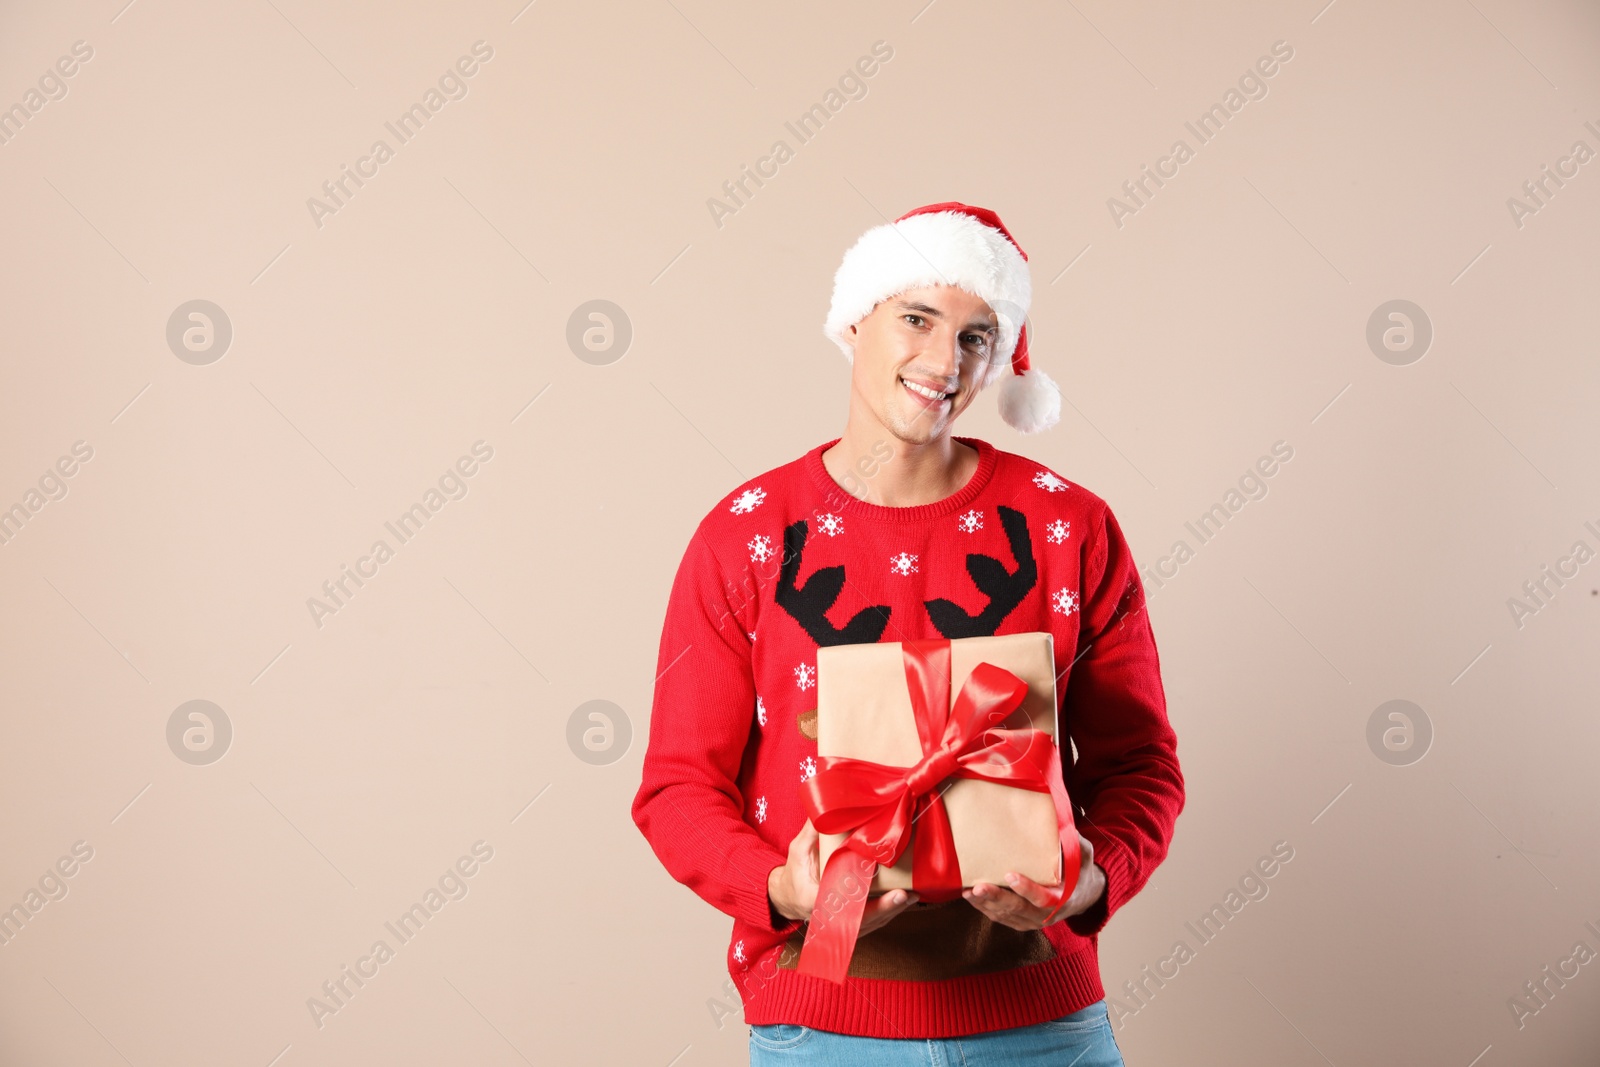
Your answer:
[739,940,1106,1038]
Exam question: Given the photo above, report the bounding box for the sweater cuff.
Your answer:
[728,840,804,935]
[1064,829,1134,939]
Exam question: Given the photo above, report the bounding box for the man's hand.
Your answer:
[961,832,1105,932]
[768,819,919,936]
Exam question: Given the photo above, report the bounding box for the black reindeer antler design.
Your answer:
[924,505,1037,638]
[775,519,892,647]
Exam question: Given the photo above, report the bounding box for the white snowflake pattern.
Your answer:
[1052,587,1080,616]
[1046,518,1071,544]
[756,695,767,726]
[747,533,774,564]
[733,940,747,965]
[729,486,767,514]
[957,509,984,533]
[799,756,817,783]
[1033,470,1071,493]
[754,796,768,823]
[815,512,846,537]
[889,551,919,576]
[748,631,756,642]
[794,662,816,691]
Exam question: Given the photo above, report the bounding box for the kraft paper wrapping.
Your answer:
[815,631,1063,894]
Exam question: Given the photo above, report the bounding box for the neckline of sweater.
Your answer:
[804,435,999,522]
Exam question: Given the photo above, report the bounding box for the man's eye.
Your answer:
[904,314,924,327]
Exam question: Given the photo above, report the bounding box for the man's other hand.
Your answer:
[962,832,1106,932]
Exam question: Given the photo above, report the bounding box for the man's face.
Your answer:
[844,284,1000,445]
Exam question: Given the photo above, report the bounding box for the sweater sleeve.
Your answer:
[1061,501,1185,938]
[631,523,801,936]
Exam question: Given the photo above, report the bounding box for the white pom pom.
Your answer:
[998,367,1061,433]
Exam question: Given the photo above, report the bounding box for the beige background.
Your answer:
[2,0,1598,1063]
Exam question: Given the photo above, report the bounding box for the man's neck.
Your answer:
[823,423,979,508]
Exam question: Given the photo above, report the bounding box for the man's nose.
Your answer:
[925,327,961,379]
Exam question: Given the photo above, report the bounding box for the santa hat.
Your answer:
[823,201,1061,433]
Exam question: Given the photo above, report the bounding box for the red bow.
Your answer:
[795,638,1079,983]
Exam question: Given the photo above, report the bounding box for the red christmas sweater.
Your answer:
[631,435,1184,1038]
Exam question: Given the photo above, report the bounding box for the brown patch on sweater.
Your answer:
[777,897,1056,980]
[797,708,818,741]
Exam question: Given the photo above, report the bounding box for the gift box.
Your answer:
[797,632,1079,983]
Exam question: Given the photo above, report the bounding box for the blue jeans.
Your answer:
[749,999,1124,1066]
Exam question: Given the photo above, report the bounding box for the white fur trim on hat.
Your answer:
[823,210,1032,391]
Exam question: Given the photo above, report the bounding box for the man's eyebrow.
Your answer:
[892,300,998,333]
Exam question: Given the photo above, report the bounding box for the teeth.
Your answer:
[902,378,948,401]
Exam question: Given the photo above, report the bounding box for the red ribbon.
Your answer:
[794,638,1080,984]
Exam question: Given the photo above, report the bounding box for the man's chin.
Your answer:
[880,407,952,445]
[907,393,961,431]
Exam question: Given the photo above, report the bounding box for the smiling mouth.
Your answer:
[900,376,953,403]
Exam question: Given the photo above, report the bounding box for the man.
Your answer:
[632,202,1184,1065]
